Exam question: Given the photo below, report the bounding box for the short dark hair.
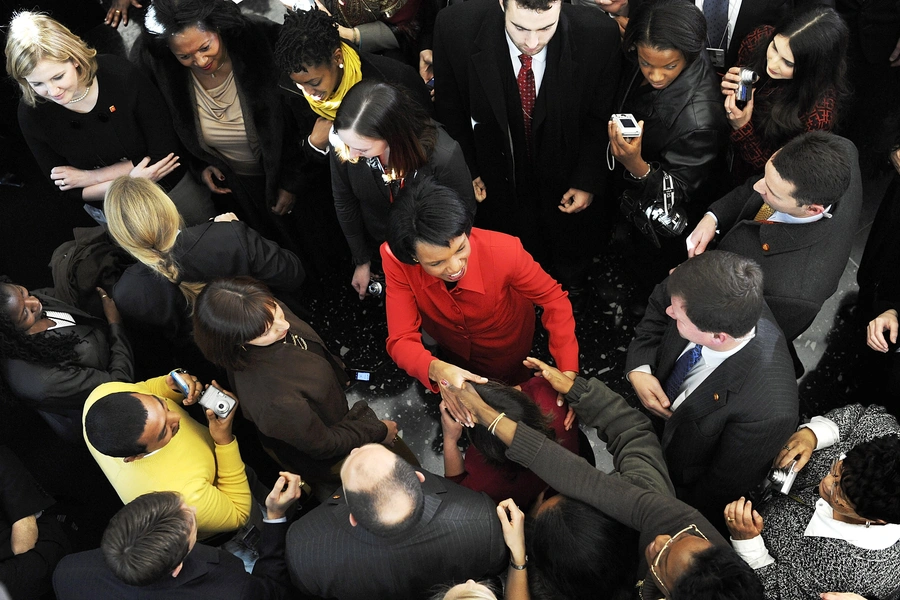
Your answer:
[469,382,555,467]
[142,0,246,54]
[193,277,277,371]
[669,545,764,600]
[101,491,193,586]
[386,176,474,265]
[85,392,150,457]
[333,80,436,178]
[502,0,559,12]
[274,7,341,74]
[667,251,764,338]
[623,0,707,65]
[841,435,900,524]
[344,457,425,537]
[528,497,638,600]
[771,132,852,207]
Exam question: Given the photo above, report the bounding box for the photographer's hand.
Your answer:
[724,91,753,130]
[351,262,371,300]
[724,497,764,540]
[205,381,239,444]
[608,120,648,177]
[775,428,817,471]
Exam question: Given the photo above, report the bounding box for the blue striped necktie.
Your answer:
[664,345,704,402]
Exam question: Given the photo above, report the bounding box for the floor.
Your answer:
[0,0,894,552]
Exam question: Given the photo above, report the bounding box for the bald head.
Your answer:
[342,444,425,537]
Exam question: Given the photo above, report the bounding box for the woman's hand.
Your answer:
[105,0,142,28]
[724,497,764,540]
[607,119,647,176]
[496,498,527,565]
[96,287,122,325]
[351,263,372,300]
[430,360,488,426]
[820,594,868,600]
[439,400,464,444]
[201,166,233,194]
[129,154,181,182]
[774,428,817,471]
[310,117,332,151]
[724,90,754,130]
[51,166,97,191]
[523,356,575,395]
[867,309,899,353]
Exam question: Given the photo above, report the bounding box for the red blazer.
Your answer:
[382,228,578,390]
[448,377,580,508]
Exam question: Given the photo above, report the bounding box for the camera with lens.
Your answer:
[735,68,759,110]
[619,172,687,248]
[748,460,798,505]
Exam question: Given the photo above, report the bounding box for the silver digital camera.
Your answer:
[611,113,642,139]
[199,386,236,419]
[735,68,759,109]
[767,460,799,495]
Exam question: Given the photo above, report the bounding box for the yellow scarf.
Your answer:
[304,42,362,120]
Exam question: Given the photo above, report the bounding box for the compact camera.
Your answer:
[619,172,687,248]
[611,113,642,139]
[198,386,237,419]
[367,280,384,297]
[169,369,236,419]
[748,460,798,505]
[735,68,759,110]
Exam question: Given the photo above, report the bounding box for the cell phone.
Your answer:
[198,386,236,419]
[611,113,642,139]
[349,370,372,382]
[169,369,191,396]
[426,77,435,89]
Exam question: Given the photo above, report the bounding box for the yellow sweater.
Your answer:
[82,376,252,537]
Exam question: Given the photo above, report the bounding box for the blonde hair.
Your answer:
[5,11,99,107]
[105,177,205,307]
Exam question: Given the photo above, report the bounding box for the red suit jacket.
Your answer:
[382,228,578,390]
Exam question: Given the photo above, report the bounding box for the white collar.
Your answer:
[804,498,900,550]
[505,33,548,69]
[769,205,832,224]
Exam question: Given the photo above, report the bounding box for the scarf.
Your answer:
[304,42,362,119]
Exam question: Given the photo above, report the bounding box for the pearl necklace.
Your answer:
[67,86,91,104]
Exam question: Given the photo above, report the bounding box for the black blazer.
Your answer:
[53,521,291,600]
[710,136,862,341]
[112,220,304,336]
[434,0,621,233]
[626,282,799,526]
[286,469,508,600]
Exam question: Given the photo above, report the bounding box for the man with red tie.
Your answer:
[433,0,621,311]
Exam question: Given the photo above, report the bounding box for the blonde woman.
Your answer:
[105,177,304,335]
[6,12,213,224]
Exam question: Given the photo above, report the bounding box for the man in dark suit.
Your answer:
[626,251,798,530]
[433,0,620,304]
[686,132,859,342]
[52,472,303,600]
[286,443,507,600]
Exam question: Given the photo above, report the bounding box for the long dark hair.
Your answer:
[0,276,82,365]
[749,6,849,145]
[333,80,437,179]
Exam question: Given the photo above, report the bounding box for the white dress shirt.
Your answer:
[505,34,548,96]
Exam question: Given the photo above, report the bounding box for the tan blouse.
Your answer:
[193,72,262,177]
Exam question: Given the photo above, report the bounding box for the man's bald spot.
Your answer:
[341,444,417,528]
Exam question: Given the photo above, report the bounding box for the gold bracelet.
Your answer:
[487,412,506,436]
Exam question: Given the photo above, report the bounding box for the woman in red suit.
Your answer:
[382,176,579,423]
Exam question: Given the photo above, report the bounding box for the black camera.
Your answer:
[619,172,687,248]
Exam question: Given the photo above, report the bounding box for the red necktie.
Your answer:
[517,54,535,156]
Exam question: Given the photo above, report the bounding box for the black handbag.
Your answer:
[619,172,688,249]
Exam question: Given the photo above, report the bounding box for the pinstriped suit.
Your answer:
[285,470,507,600]
[626,281,799,529]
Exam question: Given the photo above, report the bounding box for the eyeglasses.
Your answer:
[649,524,709,598]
